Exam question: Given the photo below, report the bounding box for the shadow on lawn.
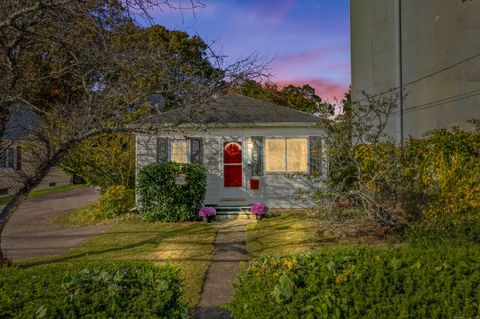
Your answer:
[18,224,217,269]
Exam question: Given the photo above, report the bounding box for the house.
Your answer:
[0,105,72,197]
[135,94,327,209]
[351,0,480,143]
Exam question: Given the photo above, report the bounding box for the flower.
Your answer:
[198,207,216,217]
[251,202,268,215]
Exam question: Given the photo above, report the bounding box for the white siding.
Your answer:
[135,126,326,209]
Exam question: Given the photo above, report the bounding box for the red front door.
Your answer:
[224,142,242,187]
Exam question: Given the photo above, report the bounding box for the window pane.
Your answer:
[265,139,285,172]
[7,147,15,168]
[287,139,308,172]
[171,140,188,163]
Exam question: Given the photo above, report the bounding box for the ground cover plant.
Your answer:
[229,242,480,319]
[0,261,188,318]
[18,221,216,311]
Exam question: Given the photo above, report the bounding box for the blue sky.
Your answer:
[151,0,350,101]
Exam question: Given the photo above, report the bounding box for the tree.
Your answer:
[238,80,334,117]
[0,0,268,262]
[61,134,136,190]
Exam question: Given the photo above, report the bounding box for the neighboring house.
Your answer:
[135,94,327,209]
[351,0,480,143]
[0,105,71,196]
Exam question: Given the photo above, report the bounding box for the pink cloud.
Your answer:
[275,78,348,102]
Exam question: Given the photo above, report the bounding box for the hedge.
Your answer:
[137,162,207,222]
[228,245,480,319]
[0,261,188,318]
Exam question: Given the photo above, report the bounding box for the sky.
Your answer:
[150,0,350,102]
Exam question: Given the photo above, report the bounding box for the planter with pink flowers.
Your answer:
[198,207,216,223]
[250,202,268,220]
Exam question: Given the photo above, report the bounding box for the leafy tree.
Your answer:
[238,80,334,117]
[61,134,135,191]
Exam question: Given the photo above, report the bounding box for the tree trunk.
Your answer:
[0,162,53,261]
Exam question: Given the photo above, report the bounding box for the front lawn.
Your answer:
[247,210,401,258]
[19,220,217,311]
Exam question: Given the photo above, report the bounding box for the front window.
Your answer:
[0,147,16,169]
[265,138,308,173]
[170,140,188,163]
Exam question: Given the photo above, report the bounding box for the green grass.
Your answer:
[247,213,321,258]
[248,211,402,258]
[0,184,87,205]
[54,203,140,226]
[18,220,217,310]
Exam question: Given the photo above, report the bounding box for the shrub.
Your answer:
[198,207,216,217]
[96,185,135,218]
[0,261,188,318]
[228,246,480,319]
[137,162,207,222]
[251,202,269,215]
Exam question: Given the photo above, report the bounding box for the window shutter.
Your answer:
[251,136,264,176]
[190,137,204,164]
[16,145,21,170]
[309,136,322,174]
[156,138,168,163]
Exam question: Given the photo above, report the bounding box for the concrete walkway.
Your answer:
[1,187,106,260]
[195,219,250,319]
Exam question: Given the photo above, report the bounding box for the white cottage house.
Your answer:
[135,94,327,210]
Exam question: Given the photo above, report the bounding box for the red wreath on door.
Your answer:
[224,142,242,163]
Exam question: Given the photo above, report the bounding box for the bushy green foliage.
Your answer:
[96,185,135,217]
[0,261,188,318]
[402,127,480,220]
[228,244,480,319]
[61,134,136,191]
[330,126,480,222]
[137,162,207,222]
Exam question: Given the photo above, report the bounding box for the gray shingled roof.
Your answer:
[141,94,319,126]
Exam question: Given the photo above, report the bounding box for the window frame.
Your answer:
[264,137,309,174]
[169,138,190,164]
[0,146,16,170]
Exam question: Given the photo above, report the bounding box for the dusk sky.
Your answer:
[151,0,350,102]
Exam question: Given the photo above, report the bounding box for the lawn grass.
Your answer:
[247,210,402,258]
[18,220,217,311]
[247,212,322,258]
[54,202,141,226]
[0,184,87,205]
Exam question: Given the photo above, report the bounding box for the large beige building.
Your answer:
[350,0,480,143]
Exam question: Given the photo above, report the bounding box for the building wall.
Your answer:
[0,144,71,196]
[136,126,327,209]
[351,0,480,142]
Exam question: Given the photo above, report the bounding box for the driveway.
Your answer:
[1,187,107,260]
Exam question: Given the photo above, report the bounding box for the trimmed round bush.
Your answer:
[228,245,480,319]
[137,162,207,222]
[96,185,135,218]
[0,261,188,318]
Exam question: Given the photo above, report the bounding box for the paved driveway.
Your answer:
[1,187,107,260]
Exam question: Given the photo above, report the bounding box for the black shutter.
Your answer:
[15,145,21,170]
[190,137,204,164]
[309,136,322,175]
[251,136,264,176]
[156,138,168,163]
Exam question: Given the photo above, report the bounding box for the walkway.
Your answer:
[1,187,106,260]
[195,219,250,319]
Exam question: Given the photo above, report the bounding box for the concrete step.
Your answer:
[216,213,258,221]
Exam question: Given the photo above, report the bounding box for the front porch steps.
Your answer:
[213,205,255,220]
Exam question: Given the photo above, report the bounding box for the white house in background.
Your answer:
[135,94,327,209]
[351,0,480,143]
